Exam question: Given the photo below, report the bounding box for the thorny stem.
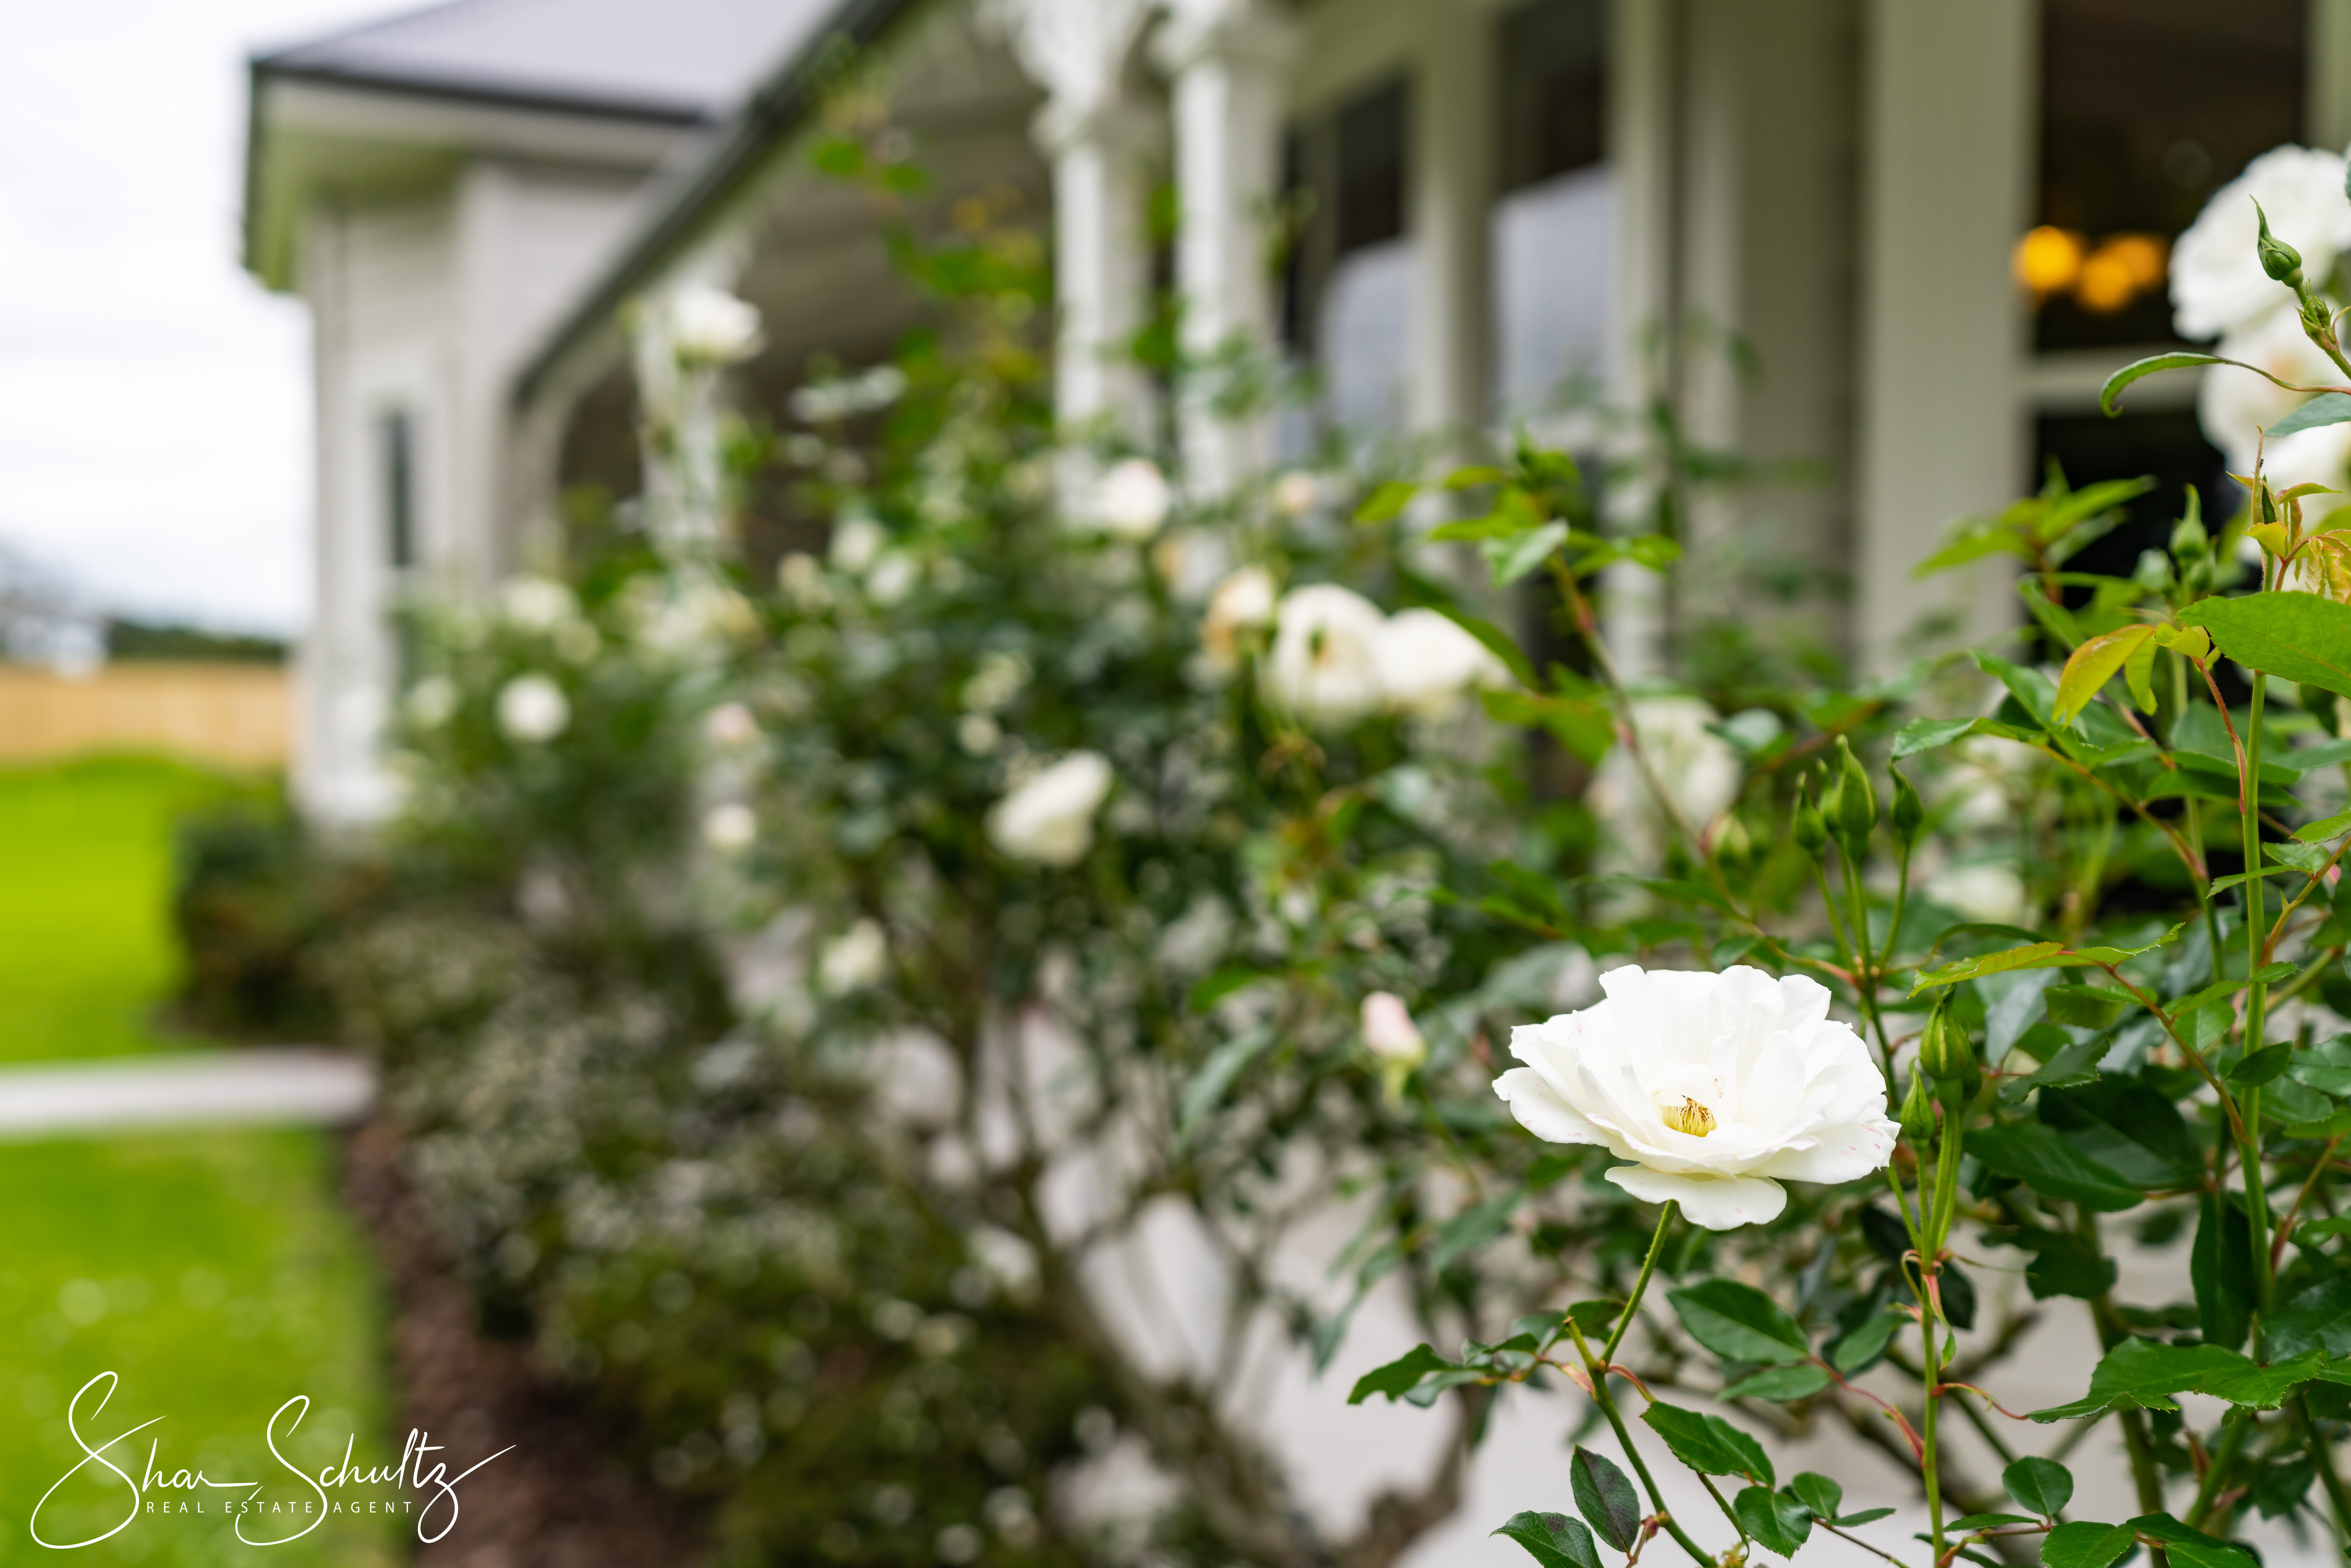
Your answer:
[1603,1202,1678,1367]
[2240,655,2277,1330]
[2185,1410,2253,1529]
[1562,1320,1712,1564]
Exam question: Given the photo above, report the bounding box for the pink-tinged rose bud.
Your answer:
[1361,992,1427,1068]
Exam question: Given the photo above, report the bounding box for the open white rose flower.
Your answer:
[1094,458,1172,539]
[1200,564,1277,675]
[2171,145,2351,340]
[987,751,1115,866]
[1493,965,1897,1230]
[669,283,764,365]
[1261,584,1385,728]
[496,674,570,743]
[1372,608,1508,715]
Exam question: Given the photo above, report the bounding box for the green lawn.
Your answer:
[0,757,396,1567]
[0,756,232,1063]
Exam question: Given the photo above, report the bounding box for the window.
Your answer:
[1282,78,1413,437]
[1490,0,1611,415]
[2030,0,2306,350]
[379,406,418,688]
[380,408,416,571]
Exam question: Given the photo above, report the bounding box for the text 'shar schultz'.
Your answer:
[33,1372,512,1549]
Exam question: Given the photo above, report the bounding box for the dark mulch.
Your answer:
[340,1119,706,1568]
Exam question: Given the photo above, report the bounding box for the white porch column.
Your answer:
[1855,0,2032,673]
[1408,0,1492,436]
[1004,0,1157,449]
[1157,0,1297,497]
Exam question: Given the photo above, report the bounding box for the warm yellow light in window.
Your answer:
[2014,225,2085,294]
[2101,232,2169,290]
[2075,250,2137,313]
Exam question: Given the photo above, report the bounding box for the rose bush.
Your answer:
[181,82,2351,1568]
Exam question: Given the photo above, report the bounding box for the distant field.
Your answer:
[0,756,395,1566]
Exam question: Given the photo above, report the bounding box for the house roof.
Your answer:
[511,0,920,406]
[255,0,842,123]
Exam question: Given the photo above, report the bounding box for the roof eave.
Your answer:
[512,0,919,407]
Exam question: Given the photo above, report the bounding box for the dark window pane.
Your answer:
[1336,80,1408,254]
[1497,0,1607,194]
[2033,0,2305,350]
[380,409,415,570]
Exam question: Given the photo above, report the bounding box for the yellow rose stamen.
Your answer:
[1661,1098,1717,1137]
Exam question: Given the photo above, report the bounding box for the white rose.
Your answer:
[2197,303,2343,470]
[496,674,569,743]
[670,284,764,366]
[1094,458,1172,539]
[1201,565,1278,675]
[1272,470,1321,518]
[500,576,576,631]
[1360,992,1427,1067]
[404,676,458,729]
[830,515,888,574]
[1372,608,1509,715]
[1262,584,1386,728]
[703,802,757,852]
[986,751,1115,867]
[2171,145,2351,341]
[1628,695,1744,828]
[1494,965,1898,1230]
[705,701,760,748]
[818,918,889,994]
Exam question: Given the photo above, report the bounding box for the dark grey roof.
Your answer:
[257,0,844,122]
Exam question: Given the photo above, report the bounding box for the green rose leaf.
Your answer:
[1666,1278,1813,1365]
[2005,1455,2075,1519]
[1570,1446,1643,1553]
[1735,1485,1813,1559]
[1828,1309,1905,1374]
[2099,352,2250,415]
[2029,1336,2328,1420]
[1561,1299,1624,1338]
[1789,1472,1842,1521]
[2041,1520,2137,1568]
[1492,1511,1602,1568]
[2043,985,2129,1029]
[2179,591,2351,703]
[1641,1400,1774,1486]
[2194,1194,2255,1351]
[1968,1123,2143,1212]
[1353,480,1419,524]
[1348,1344,1459,1405]
[2268,391,2351,438]
[2128,1513,2258,1568]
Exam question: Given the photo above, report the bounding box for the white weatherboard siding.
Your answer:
[293,160,663,824]
[300,192,455,824]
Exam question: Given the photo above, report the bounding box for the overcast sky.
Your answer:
[0,0,387,635]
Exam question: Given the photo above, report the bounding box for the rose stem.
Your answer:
[1563,1318,1715,1564]
[1603,1200,1678,1366]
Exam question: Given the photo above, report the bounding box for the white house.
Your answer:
[243,0,842,820]
[250,0,2351,824]
[239,1,2351,1558]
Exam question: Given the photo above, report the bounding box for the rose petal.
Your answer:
[1494,1068,1609,1147]
[1751,1118,1900,1184]
[1605,1166,1788,1230]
